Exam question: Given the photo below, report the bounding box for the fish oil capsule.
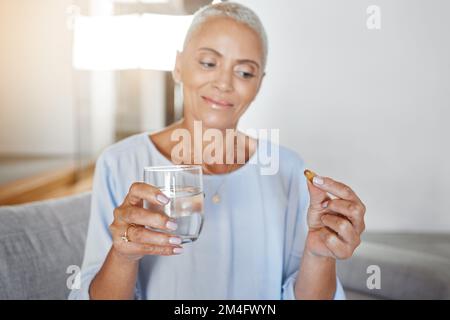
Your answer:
[303,169,317,183]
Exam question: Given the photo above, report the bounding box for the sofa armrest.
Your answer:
[337,239,450,300]
[0,192,91,299]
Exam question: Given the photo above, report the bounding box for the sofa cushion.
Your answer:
[337,238,450,300]
[0,193,91,299]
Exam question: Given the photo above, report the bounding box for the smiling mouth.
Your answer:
[201,96,234,109]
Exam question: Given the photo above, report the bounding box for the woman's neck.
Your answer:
[149,118,257,175]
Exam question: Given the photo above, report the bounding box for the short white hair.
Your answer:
[183,2,268,71]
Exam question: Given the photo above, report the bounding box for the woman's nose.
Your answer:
[213,70,233,92]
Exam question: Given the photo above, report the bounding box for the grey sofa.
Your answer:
[0,193,449,300]
[0,193,90,299]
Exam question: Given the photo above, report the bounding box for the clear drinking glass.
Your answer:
[143,165,204,244]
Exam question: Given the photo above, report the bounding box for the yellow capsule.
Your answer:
[304,169,317,183]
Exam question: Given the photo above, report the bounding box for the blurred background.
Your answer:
[0,0,203,204]
[1,0,448,232]
[0,0,449,299]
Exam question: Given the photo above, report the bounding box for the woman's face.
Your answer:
[173,17,265,130]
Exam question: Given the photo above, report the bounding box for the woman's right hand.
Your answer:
[109,182,183,262]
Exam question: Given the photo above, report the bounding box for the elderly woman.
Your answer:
[69,2,365,300]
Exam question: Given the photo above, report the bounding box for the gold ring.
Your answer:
[121,223,137,243]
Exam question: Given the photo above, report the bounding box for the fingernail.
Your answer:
[166,220,178,231]
[169,237,182,245]
[322,201,329,208]
[157,194,169,205]
[313,176,324,185]
[173,247,183,254]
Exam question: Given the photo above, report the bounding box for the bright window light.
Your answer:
[72,13,193,71]
[139,13,192,70]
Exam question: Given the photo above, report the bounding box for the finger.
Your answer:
[120,206,178,231]
[141,243,184,256]
[311,176,361,202]
[118,241,183,256]
[321,214,360,246]
[305,176,330,206]
[126,182,170,207]
[127,225,182,246]
[322,229,356,260]
[322,199,365,234]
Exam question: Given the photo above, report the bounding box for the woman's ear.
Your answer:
[172,51,182,84]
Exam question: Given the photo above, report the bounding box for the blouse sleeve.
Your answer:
[67,152,142,300]
[281,154,346,300]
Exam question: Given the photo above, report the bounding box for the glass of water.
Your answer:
[143,165,204,243]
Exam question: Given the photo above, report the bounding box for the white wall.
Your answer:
[87,0,116,157]
[0,0,119,158]
[0,0,76,155]
[238,0,450,232]
[139,70,167,132]
[115,70,167,136]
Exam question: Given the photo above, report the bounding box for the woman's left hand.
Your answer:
[303,171,366,260]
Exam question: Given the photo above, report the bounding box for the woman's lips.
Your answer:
[201,96,234,109]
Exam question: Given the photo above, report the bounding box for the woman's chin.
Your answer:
[198,113,236,130]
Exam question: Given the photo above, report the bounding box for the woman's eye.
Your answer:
[200,61,216,68]
[236,71,255,79]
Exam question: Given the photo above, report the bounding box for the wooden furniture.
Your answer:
[0,164,93,206]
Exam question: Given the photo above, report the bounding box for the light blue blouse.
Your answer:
[68,132,345,300]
